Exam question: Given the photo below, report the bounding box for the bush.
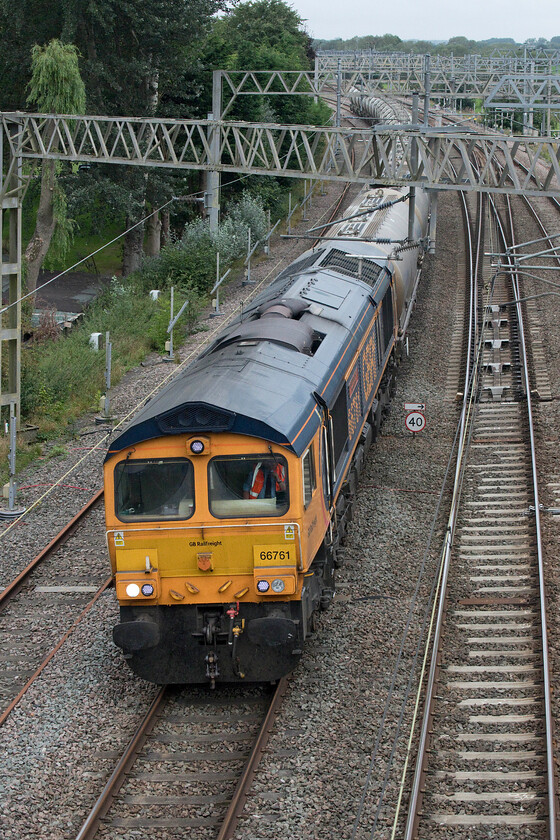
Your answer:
[140,192,268,295]
[146,291,201,352]
[18,191,268,434]
[142,220,217,294]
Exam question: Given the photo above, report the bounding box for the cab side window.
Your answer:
[302,447,316,508]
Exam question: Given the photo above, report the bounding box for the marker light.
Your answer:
[190,439,205,454]
[257,580,270,593]
[126,583,140,597]
[271,578,285,593]
[141,583,155,596]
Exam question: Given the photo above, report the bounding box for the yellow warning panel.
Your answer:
[115,548,158,572]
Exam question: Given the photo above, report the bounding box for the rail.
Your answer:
[402,180,558,838]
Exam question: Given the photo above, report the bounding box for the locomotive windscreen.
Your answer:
[115,458,194,521]
[209,454,289,518]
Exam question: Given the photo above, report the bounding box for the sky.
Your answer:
[291,0,560,43]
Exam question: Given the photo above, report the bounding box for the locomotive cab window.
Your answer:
[115,458,194,521]
[209,455,289,518]
[302,447,316,507]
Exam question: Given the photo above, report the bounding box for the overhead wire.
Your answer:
[0,164,271,317]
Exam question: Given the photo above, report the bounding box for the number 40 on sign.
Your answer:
[405,409,426,433]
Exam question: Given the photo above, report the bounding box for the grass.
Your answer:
[16,271,204,445]
[0,438,42,488]
[58,223,124,275]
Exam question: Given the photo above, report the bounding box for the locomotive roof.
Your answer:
[107,246,391,459]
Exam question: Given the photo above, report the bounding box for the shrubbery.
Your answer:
[140,192,268,293]
[19,192,269,429]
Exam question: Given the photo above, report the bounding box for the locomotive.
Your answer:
[103,183,429,685]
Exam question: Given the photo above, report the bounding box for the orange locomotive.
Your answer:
[104,185,429,685]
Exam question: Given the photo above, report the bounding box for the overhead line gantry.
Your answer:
[2,66,560,421]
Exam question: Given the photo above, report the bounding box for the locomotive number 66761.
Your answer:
[104,183,429,686]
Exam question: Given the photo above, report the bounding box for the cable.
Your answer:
[1,166,264,316]
[0,114,342,532]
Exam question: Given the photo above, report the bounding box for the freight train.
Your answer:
[104,183,430,686]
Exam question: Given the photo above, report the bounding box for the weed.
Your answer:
[46,444,68,458]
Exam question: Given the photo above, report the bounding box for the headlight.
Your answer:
[257,580,270,593]
[126,583,140,597]
[141,583,154,596]
[271,578,285,593]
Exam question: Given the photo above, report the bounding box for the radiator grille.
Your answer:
[321,249,383,286]
[158,403,234,433]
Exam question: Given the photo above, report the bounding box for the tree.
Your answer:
[24,39,86,294]
[203,0,320,125]
[3,1,229,276]
[62,0,228,273]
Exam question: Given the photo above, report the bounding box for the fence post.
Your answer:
[288,193,292,235]
[104,331,112,418]
[96,331,114,423]
[211,253,231,317]
[264,210,271,256]
[0,400,25,518]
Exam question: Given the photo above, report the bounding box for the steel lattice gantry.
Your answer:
[314,50,560,99]
[0,123,22,417]
[4,113,560,195]
[216,64,560,111]
[2,88,560,419]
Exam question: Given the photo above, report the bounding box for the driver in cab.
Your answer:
[243,459,286,500]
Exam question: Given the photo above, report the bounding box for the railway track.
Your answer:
[0,490,110,725]
[3,95,560,840]
[75,679,287,840]
[402,191,558,838]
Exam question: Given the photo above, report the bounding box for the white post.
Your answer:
[168,286,174,360]
[246,228,251,285]
[264,210,271,256]
[288,193,292,235]
[8,402,16,509]
[210,253,231,318]
[104,331,112,418]
[215,253,221,314]
[0,399,25,517]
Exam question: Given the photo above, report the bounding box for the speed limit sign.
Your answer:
[405,411,426,433]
